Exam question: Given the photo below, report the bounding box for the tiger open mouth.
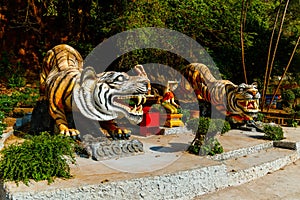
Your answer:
[237,99,260,112]
[113,95,147,115]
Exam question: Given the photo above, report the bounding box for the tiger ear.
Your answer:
[225,84,237,94]
[252,82,258,87]
[80,66,97,86]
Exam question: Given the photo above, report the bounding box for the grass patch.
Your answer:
[0,111,6,137]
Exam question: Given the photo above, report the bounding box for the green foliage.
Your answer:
[294,104,300,112]
[282,89,296,102]
[8,74,26,88]
[0,132,76,185]
[186,117,230,134]
[256,113,265,122]
[0,88,39,115]
[263,125,284,141]
[286,119,298,128]
[181,109,191,123]
[0,52,26,88]
[1,0,300,87]
[186,118,200,133]
[292,88,300,99]
[186,117,228,156]
[0,111,6,137]
[188,138,223,156]
[198,117,214,134]
[0,94,16,115]
[214,119,231,134]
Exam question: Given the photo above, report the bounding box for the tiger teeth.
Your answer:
[143,95,147,104]
[131,105,137,112]
[137,105,143,114]
[137,96,142,105]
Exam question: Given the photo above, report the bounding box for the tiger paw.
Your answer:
[59,124,80,136]
[109,128,131,140]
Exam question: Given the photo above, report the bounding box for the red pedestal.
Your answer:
[140,107,161,136]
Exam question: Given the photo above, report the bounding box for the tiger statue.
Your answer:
[180,63,260,125]
[39,44,149,139]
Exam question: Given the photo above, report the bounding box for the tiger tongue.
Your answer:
[130,104,143,114]
[247,102,254,109]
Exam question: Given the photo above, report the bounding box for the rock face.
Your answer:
[81,134,144,161]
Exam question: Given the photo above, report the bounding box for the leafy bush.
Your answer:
[213,119,231,134]
[198,117,215,134]
[292,87,300,98]
[0,88,39,115]
[8,74,26,88]
[0,132,76,185]
[282,89,295,102]
[286,119,298,128]
[186,117,228,156]
[188,138,223,156]
[294,104,300,112]
[256,113,265,122]
[0,111,7,137]
[186,118,200,133]
[263,125,284,141]
[181,109,191,123]
[186,117,230,134]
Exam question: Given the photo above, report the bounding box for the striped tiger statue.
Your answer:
[180,63,260,124]
[39,44,149,139]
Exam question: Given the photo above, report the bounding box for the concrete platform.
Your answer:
[1,127,300,199]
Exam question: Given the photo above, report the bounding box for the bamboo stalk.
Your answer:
[240,0,248,83]
[261,0,284,111]
[267,35,300,112]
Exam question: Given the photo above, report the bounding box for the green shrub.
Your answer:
[213,119,231,134]
[286,119,298,128]
[188,138,223,156]
[0,111,6,137]
[256,113,265,122]
[292,87,300,98]
[282,89,295,102]
[186,118,200,133]
[181,109,191,123]
[0,88,39,115]
[198,117,215,134]
[0,132,76,185]
[294,104,300,112]
[186,117,230,134]
[263,125,284,141]
[8,74,26,88]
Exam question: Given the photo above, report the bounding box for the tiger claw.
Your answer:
[59,124,80,138]
[109,128,131,140]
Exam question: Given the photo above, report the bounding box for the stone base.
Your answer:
[81,134,144,161]
[161,126,193,135]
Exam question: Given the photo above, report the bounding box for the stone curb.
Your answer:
[2,140,300,200]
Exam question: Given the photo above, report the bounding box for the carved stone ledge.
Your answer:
[81,134,144,161]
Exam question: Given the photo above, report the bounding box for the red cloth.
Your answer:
[162,91,175,102]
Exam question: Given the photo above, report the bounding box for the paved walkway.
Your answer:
[196,153,300,200]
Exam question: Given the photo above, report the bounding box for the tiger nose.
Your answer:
[250,90,257,96]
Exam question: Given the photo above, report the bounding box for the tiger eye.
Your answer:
[117,75,124,82]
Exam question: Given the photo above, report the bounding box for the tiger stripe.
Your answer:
[181,63,260,122]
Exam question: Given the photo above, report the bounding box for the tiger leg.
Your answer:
[49,107,80,136]
[48,94,80,136]
[99,120,131,140]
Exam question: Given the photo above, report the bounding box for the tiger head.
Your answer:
[226,82,260,120]
[73,67,149,124]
